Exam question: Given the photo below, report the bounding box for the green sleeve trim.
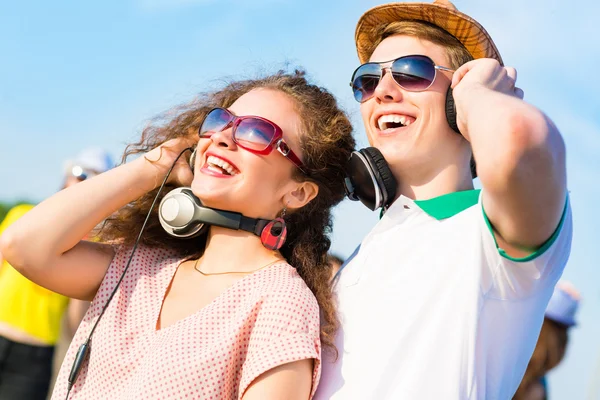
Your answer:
[481,195,569,262]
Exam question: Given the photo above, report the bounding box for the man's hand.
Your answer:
[451,59,524,139]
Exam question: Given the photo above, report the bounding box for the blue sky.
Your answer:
[1,0,598,397]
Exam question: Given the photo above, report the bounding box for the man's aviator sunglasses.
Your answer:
[199,107,307,174]
[350,55,455,103]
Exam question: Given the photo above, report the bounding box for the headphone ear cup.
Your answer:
[470,157,477,178]
[360,147,397,208]
[189,148,197,172]
[158,187,206,238]
[445,86,460,134]
[446,87,477,178]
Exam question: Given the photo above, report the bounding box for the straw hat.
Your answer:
[355,0,503,65]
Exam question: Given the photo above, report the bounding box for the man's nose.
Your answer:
[373,68,404,103]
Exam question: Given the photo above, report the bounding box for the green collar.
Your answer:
[413,189,480,220]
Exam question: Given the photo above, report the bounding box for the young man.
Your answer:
[316,1,572,399]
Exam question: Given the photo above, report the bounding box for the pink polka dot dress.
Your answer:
[52,245,322,399]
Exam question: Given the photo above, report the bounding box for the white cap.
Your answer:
[545,281,580,327]
[70,147,114,173]
[64,147,115,179]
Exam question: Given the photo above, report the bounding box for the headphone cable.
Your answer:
[65,147,193,399]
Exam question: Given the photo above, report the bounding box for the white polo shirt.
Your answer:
[315,189,572,400]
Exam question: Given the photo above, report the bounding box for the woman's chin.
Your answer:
[190,181,223,200]
[194,194,226,209]
[190,190,237,213]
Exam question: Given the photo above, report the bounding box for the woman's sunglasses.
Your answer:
[199,107,307,174]
[349,54,455,103]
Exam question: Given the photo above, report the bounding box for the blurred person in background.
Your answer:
[0,147,113,400]
[60,148,116,332]
[513,281,581,400]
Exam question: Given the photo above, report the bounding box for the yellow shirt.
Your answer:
[0,204,69,345]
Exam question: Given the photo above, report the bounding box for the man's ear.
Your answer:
[284,181,319,210]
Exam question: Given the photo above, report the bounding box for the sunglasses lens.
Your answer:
[391,55,436,91]
[235,118,276,151]
[351,63,382,102]
[200,108,232,136]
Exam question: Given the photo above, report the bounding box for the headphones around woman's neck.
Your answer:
[158,187,287,251]
[344,87,465,211]
[158,149,288,250]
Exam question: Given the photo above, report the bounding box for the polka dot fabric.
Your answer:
[52,245,322,399]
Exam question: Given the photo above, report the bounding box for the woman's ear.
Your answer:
[284,181,319,210]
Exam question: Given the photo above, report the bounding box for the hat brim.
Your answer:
[355,2,503,65]
[545,312,577,328]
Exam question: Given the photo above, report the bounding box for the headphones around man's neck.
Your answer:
[344,87,471,211]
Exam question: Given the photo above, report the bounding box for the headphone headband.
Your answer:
[158,188,286,251]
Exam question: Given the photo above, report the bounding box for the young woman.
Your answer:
[0,70,355,399]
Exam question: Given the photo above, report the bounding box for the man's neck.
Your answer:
[393,163,474,201]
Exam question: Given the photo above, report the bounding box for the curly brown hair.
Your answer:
[97,69,355,356]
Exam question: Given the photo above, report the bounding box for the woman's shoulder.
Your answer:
[251,263,320,318]
[257,262,314,293]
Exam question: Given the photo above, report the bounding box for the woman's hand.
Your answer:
[141,137,197,188]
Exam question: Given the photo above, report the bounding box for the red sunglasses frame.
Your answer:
[199,107,307,174]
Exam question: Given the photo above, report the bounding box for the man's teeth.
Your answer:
[377,114,413,130]
[207,155,237,175]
